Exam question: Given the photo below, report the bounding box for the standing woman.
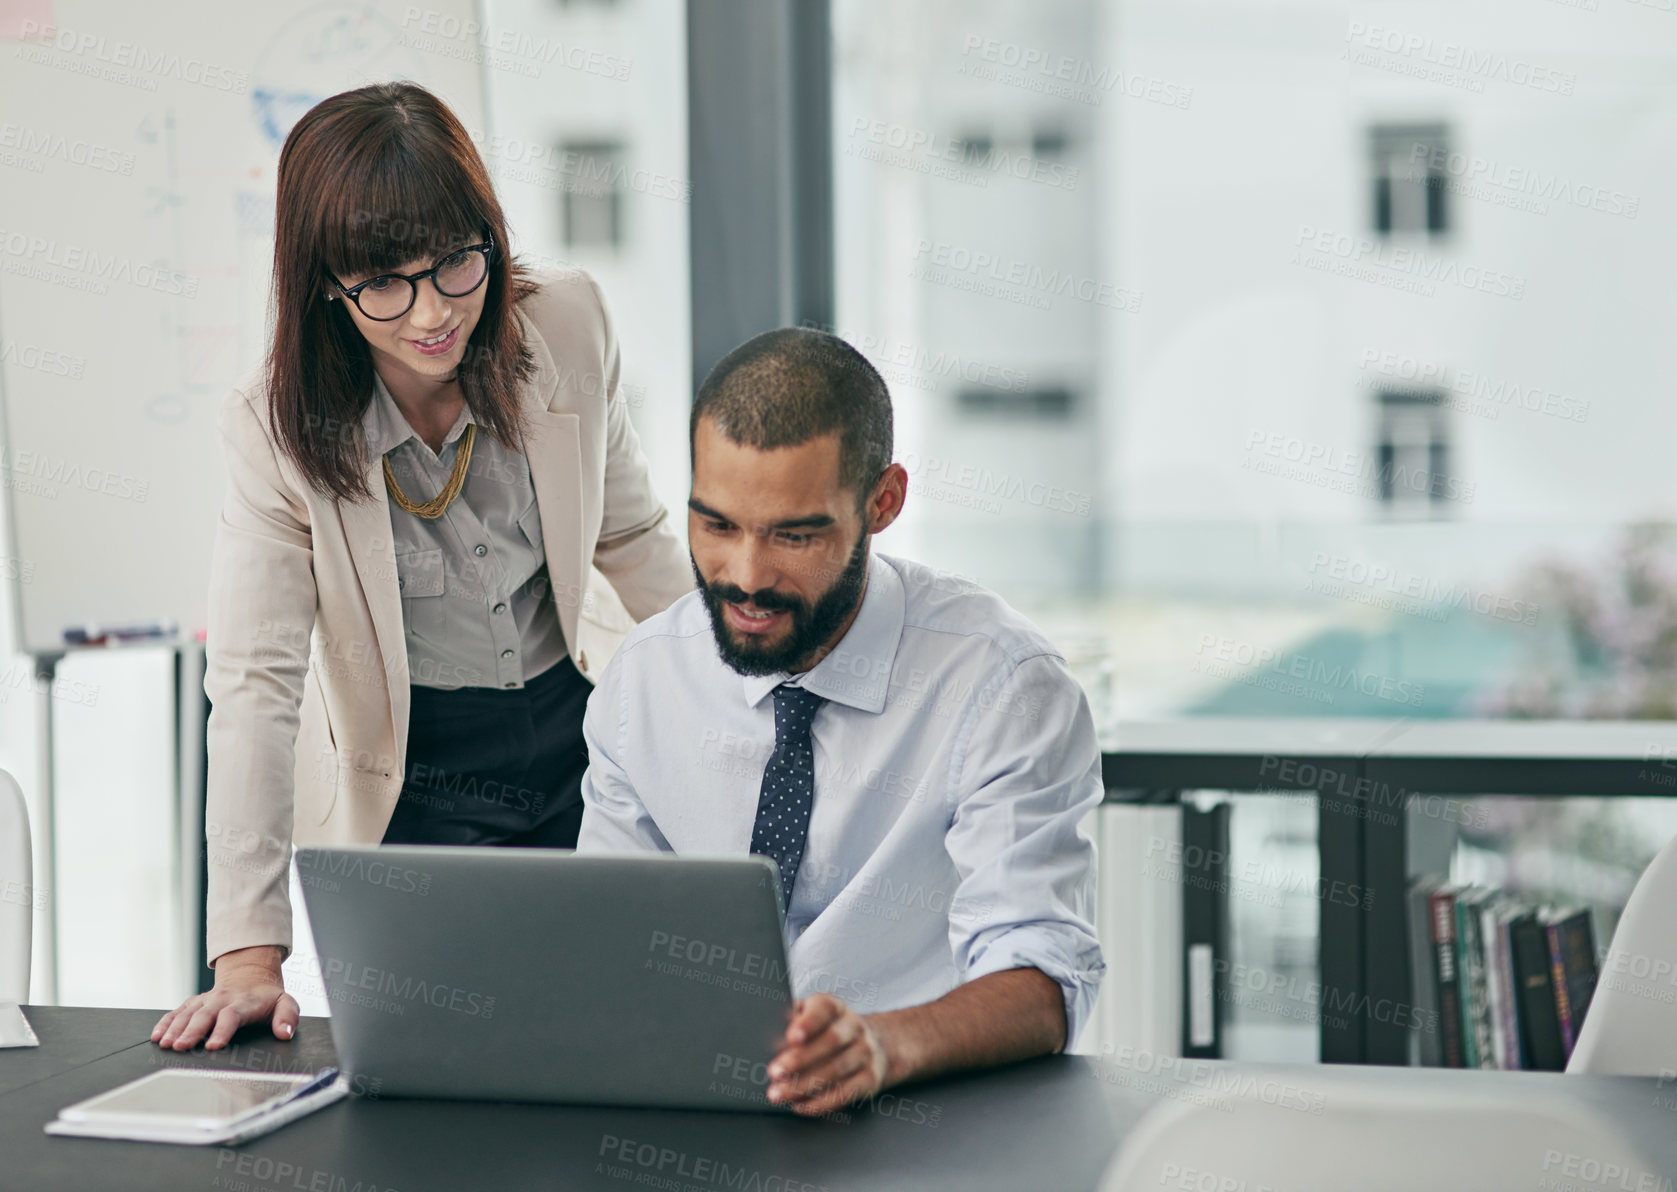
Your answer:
[152,82,691,1050]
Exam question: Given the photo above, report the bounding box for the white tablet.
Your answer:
[59,1068,326,1130]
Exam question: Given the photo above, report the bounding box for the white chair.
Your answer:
[0,767,31,1002]
[1100,1069,1659,1192]
[1568,831,1677,1075]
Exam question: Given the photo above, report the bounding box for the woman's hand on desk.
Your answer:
[149,946,300,1051]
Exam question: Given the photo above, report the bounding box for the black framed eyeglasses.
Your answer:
[328,232,495,321]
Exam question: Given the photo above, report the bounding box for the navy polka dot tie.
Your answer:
[750,683,825,913]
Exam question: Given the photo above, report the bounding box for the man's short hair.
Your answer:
[690,327,893,503]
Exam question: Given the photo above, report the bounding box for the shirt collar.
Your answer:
[359,305,556,463]
[738,554,905,715]
[361,367,477,460]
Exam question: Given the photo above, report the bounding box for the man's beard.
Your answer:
[692,529,870,677]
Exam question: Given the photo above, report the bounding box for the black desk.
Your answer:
[0,1007,164,1099]
[5,1007,1676,1190]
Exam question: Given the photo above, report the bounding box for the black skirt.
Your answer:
[380,654,592,848]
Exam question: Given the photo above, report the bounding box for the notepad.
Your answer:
[44,1067,349,1145]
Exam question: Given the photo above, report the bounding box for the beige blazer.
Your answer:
[203,267,692,964]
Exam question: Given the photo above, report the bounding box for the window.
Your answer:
[482,0,690,523]
[557,140,626,249]
[1369,123,1449,236]
[1031,129,1069,159]
[953,133,994,169]
[1375,390,1454,516]
[956,386,1074,418]
[830,0,1670,726]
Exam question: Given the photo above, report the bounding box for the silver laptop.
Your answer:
[295,846,793,1112]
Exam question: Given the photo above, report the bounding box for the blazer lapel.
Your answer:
[525,410,586,654]
[513,306,586,656]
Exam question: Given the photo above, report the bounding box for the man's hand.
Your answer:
[150,946,299,1051]
[766,968,1067,1115]
[767,994,890,1116]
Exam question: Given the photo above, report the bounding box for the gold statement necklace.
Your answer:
[384,423,476,519]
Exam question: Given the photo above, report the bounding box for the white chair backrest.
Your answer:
[1569,831,1677,1076]
[0,767,31,1003]
[1101,1070,1660,1192]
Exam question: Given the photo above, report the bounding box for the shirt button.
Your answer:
[398,578,405,590]
[474,544,488,557]
[504,681,516,688]
[493,602,506,614]
[501,649,514,659]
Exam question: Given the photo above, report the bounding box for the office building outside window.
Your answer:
[1375,390,1453,517]
[1369,123,1450,237]
[956,385,1075,418]
[1031,128,1069,159]
[953,133,994,168]
[558,139,627,249]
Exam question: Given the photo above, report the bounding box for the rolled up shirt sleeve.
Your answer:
[943,653,1106,1048]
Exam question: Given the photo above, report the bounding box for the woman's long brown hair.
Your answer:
[267,82,540,502]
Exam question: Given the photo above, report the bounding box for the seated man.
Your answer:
[577,327,1104,1115]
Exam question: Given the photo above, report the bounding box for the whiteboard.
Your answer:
[0,0,486,655]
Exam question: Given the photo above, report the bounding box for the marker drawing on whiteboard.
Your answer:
[63,620,179,646]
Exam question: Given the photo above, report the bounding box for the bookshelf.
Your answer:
[1103,718,1677,1064]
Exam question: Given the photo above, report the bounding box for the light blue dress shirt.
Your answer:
[577,552,1106,1045]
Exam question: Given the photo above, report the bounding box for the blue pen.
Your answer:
[281,1067,339,1104]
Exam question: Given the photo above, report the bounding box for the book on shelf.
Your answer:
[1546,907,1598,1064]
[1407,874,1601,1071]
[1496,907,1537,1071]
[1485,898,1526,1070]
[1406,876,1444,1067]
[1511,911,1567,1071]
[1428,882,1466,1067]
[1180,801,1230,1059]
[1085,799,1232,1062]
[1456,887,1496,1068]
[1083,802,1182,1058]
